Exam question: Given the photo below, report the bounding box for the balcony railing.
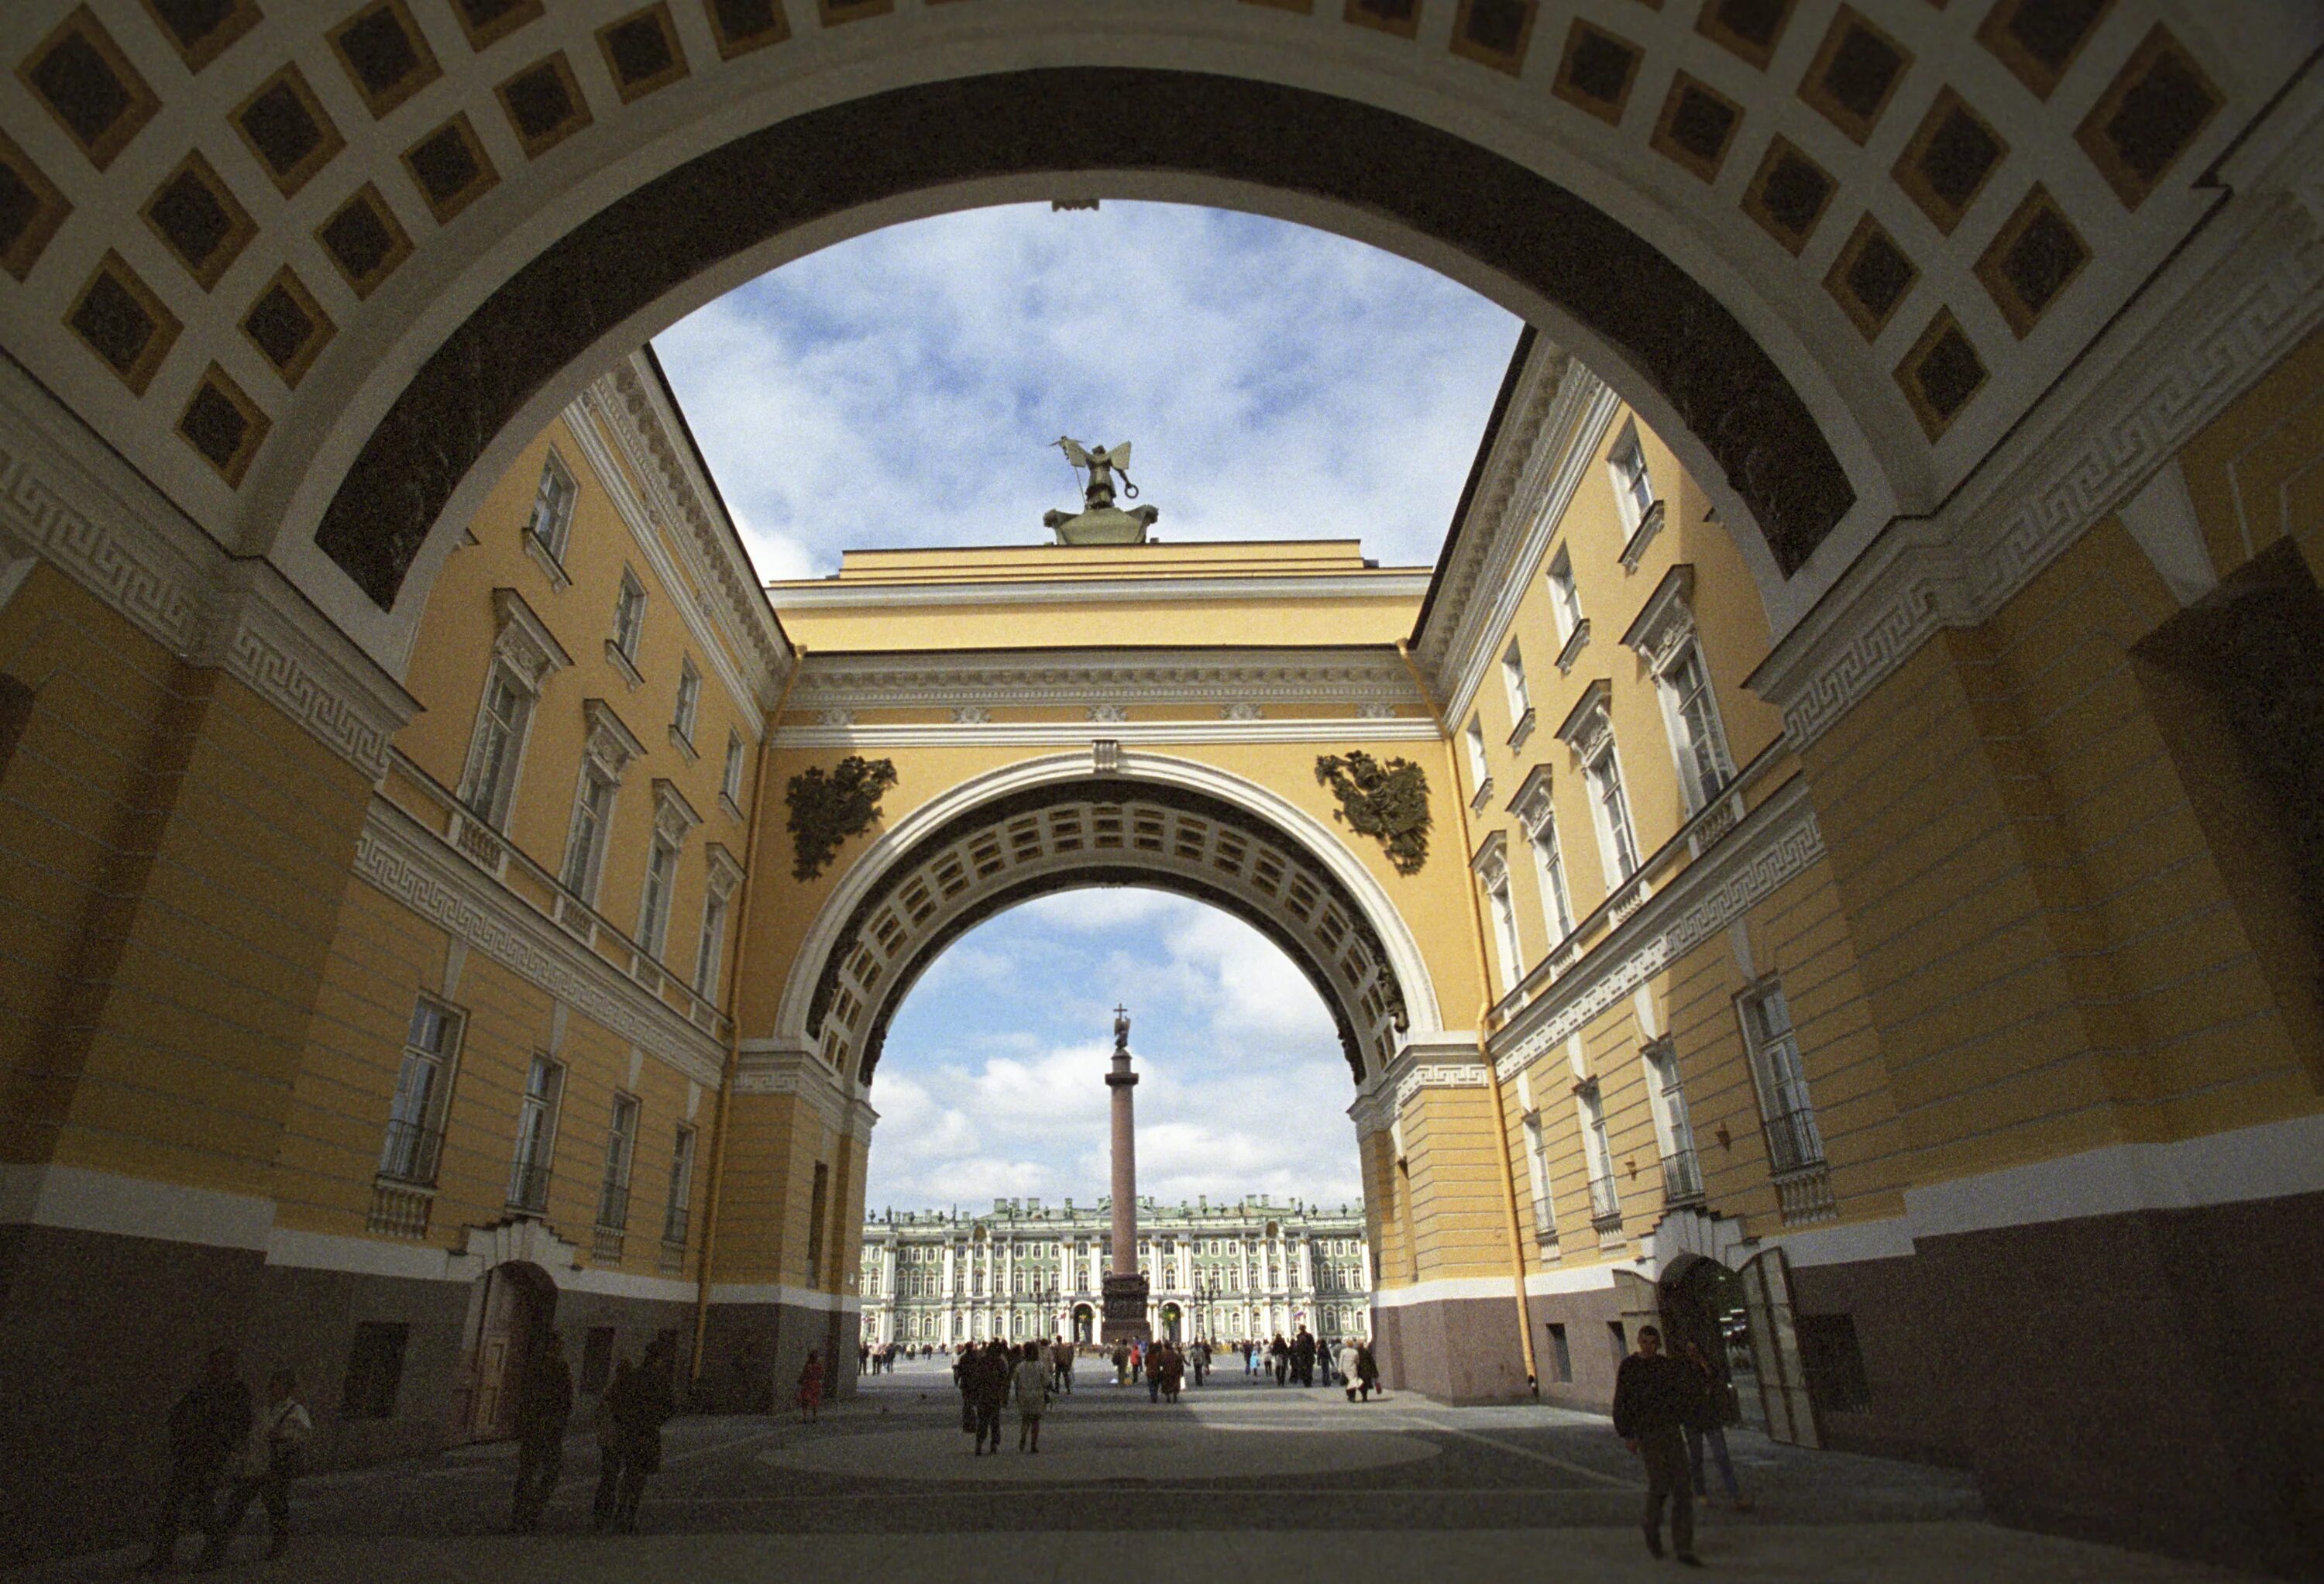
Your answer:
[1661,1147,1705,1207]
[596,1179,631,1234]
[377,1120,442,1186]
[1762,1106,1827,1177]
[366,1180,431,1239]
[1587,1172,1622,1229]
[508,1160,552,1215]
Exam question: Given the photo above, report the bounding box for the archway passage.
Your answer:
[461,1261,556,1444]
[317,67,1850,610]
[800,775,1418,1087]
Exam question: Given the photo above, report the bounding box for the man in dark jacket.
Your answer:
[967,1340,1011,1455]
[1611,1325,1702,1566]
[1293,1329,1317,1386]
[607,1335,676,1534]
[142,1347,253,1573]
[510,1328,574,1532]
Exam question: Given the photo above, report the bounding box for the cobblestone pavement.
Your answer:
[15,1362,2256,1582]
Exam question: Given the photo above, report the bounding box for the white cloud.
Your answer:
[653,202,1519,578]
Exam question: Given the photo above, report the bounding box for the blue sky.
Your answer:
[863,888,1369,1216]
[653,204,1516,1211]
[652,201,1520,578]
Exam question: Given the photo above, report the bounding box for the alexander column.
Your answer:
[1100,1005,1152,1345]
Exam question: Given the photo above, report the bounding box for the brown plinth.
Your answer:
[1099,1273,1150,1346]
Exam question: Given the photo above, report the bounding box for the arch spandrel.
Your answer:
[748,748,1476,1090]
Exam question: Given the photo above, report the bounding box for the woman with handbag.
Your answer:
[1681,1338,1753,1512]
[191,1369,310,1569]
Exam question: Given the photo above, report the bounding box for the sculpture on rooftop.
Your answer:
[1047,437,1160,545]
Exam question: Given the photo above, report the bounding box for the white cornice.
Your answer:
[1490,775,1824,1078]
[353,795,726,1087]
[772,717,1442,750]
[768,572,1430,610]
[790,647,1425,710]
[0,362,418,779]
[1753,105,2324,747]
[733,1043,859,1136]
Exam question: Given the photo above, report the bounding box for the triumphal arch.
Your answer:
[2,0,2321,1569]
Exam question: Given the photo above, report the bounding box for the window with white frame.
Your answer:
[596,1091,639,1232]
[1642,1037,1703,1204]
[459,663,534,829]
[1587,739,1642,882]
[637,833,679,956]
[1517,1071,1556,1242]
[562,766,617,900]
[1663,641,1733,811]
[693,886,730,998]
[509,1054,563,1211]
[721,731,745,807]
[1485,868,1521,994]
[1547,547,1583,641]
[1501,641,1532,731]
[672,658,701,748]
[524,451,579,562]
[1740,984,1825,1174]
[1464,714,1490,792]
[380,998,460,1184]
[612,569,647,660]
[1609,423,1654,530]
[1579,1083,1619,1222]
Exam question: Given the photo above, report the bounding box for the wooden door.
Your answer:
[1738,1247,1819,1448]
[466,1267,542,1442]
[1612,1269,1662,1362]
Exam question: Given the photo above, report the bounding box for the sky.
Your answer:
[653,204,1514,1214]
[861,888,1367,1217]
[651,201,1521,579]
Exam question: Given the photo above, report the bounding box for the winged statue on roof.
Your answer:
[1045,437,1160,545]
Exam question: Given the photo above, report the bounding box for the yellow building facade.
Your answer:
[2,0,2322,1568]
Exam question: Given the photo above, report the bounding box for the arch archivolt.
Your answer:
[771,751,1446,1086]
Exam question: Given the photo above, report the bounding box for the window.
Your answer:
[510,1054,563,1212]
[1798,1313,1872,1415]
[1545,1321,1573,1384]
[380,998,459,1184]
[580,1326,617,1393]
[524,450,579,562]
[1580,1084,1619,1223]
[459,662,533,829]
[1644,1038,1703,1204]
[637,833,679,956]
[1464,714,1490,792]
[1610,424,1654,527]
[806,1160,830,1283]
[1501,641,1532,729]
[1548,547,1583,641]
[721,730,745,806]
[1664,642,1734,811]
[561,766,616,900]
[1608,1321,1629,1370]
[1528,816,1574,942]
[672,658,701,747]
[1523,1112,1556,1240]
[1588,743,1642,881]
[612,569,647,659]
[1484,866,1522,995]
[1741,984,1825,1173]
[339,1321,408,1419]
[693,886,729,998]
[597,1091,639,1232]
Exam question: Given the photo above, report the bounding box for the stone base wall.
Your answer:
[697,1297,857,1414]
[1373,1293,1529,1403]
[1523,1283,1628,1414]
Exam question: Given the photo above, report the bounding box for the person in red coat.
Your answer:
[796,1350,825,1424]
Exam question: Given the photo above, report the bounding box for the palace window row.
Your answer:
[372,996,698,1259]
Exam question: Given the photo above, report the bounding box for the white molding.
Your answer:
[707,1283,861,1312]
[1370,1274,1521,1307]
[0,362,418,778]
[0,1164,273,1250]
[1523,1262,1631,1297]
[1772,1215,1917,1270]
[353,795,727,1087]
[771,749,1446,1047]
[774,717,1441,749]
[789,647,1424,711]
[768,572,1431,610]
[732,1042,861,1136]
[1491,776,1824,1077]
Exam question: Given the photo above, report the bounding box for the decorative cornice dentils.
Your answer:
[789,648,1425,712]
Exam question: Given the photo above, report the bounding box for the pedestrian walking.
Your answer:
[510,1328,572,1533]
[1682,1339,1754,1512]
[1339,1339,1363,1402]
[1052,1337,1074,1395]
[141,1347,252,1574]
[1294,1328,1317,1386]
[1157,1342,1184,1404]
[1613,1325,1702,1567]
[1270,1334,1290,1386]
[190,1368,309,1571]
[595,1336,676,1534]
[1112,1342,1129,1386]
[1317,1338,1335,1386]
[591,1357,631,1534]
[1355,1341,1380,1401]
[968,1339,1011,1455]
[797,1350,825,1424]
[1012,1342,1050,1452]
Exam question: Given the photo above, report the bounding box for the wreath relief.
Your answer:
[1315,751,1431,877]
[786,755,899,880]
